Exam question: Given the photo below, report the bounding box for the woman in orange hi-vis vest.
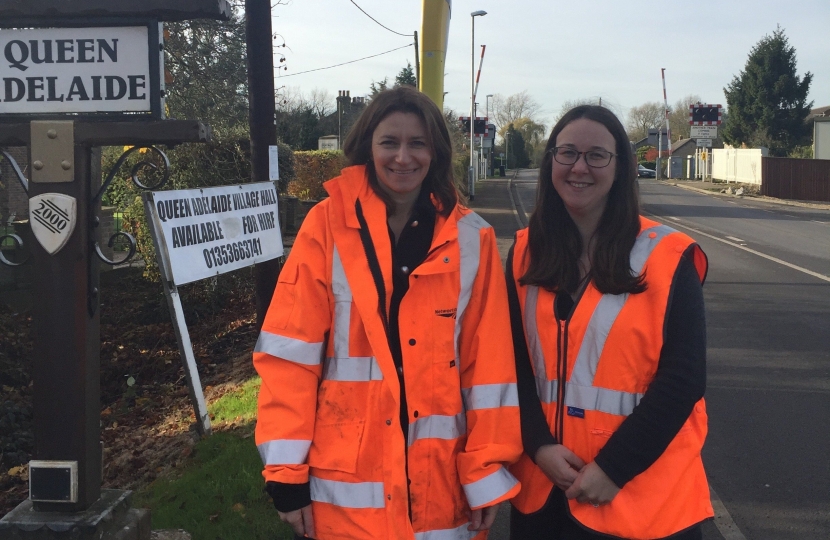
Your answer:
[254,86,522,540]
[507,105,714,539]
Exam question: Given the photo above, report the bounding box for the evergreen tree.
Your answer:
[395,62,417,87]
[505,124,530,169]
[369,78,389,99]
[723,27,813,156]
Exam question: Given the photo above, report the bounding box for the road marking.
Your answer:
[668,216,681,221]
[725,236,744,243]
[506,174,527,228]
[645,212,830,283]
[710,486,748,540]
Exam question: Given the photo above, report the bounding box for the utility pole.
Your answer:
[246,0,280,329]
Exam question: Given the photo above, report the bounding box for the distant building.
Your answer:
[807,105,830,123]
[318,135,339,151]
[320,90,367,147]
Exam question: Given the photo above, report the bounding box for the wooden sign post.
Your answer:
[0,2,229,538]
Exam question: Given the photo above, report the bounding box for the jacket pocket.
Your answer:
[308,419,365,474]
[269,261,299,330]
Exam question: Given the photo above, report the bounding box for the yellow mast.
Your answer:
[419,0,451,109]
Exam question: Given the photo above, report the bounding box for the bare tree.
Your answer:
[626,102,665,141]
[668,94,702,141]
[308,88,334,118]
[490,91,543,133]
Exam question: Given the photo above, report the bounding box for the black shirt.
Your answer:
[388,192,437,440]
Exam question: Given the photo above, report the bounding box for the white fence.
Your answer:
[712,148,768,184]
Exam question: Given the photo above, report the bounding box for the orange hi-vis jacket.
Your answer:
[254,166,522,540]
[509,217,713,539]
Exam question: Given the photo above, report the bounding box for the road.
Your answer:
[507,170,830,539]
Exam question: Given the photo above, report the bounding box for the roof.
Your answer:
[807,105,830,122]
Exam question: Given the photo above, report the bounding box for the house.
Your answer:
[807,105,830,123]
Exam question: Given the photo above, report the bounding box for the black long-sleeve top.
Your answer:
[506,244,706,489]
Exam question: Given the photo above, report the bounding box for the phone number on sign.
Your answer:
[203,238,263,269]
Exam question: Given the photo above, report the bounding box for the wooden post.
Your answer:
[246,0,281,330]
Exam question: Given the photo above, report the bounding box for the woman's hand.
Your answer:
[564,461,620,507]
[534,444,586,490]
[468,504,500,531]
[278,505,315,538]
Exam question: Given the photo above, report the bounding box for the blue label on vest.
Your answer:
[567,406,585,418]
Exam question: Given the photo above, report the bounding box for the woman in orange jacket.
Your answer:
[254,86,522,540]
[507,105,713,539]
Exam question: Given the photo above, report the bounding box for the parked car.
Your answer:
[638,165,656,178]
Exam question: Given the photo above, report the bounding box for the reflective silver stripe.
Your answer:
[629,224,676,276]
[570,224,677,389]
[462,466,519,509]
[254,331,324,366]
[309,477,385,509]
[462,383,519,410]
[331,246,351,360]
[408,413,465,446]
[564,383,643,416]
[569,293,627,387]
[415,523,478,540]
[323,356,383,382]
[524,285,547,379]
[536,377,558,404]
[453,212,488,363]
[257,439,311,465]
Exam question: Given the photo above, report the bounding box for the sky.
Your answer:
[270,0,829,127]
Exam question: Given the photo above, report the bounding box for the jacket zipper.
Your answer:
[556,319,568,445]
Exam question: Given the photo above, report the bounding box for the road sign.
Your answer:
[689,103,722,125]
[696,138,713,148]
[691,125,718,139]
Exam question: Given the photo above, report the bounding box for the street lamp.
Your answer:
[469,9,486,200]
[485,94,493,177]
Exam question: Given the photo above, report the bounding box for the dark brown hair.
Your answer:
[521,105,645,295]
[342,86,457,216]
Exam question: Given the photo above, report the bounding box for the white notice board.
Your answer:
[146,182,283,285]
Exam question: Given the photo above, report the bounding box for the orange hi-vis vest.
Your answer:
[254,166,522,540]
[509,217,713,539]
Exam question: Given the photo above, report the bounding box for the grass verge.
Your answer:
[136,377,294,539]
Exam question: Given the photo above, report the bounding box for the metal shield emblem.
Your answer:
[29,193,77,255]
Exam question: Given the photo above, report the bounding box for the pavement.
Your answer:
[468,171,526,263]
[659,178,830,210]
[466,172,524,540]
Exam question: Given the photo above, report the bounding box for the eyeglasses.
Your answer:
[551,147,616,168]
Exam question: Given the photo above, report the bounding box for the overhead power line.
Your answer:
[348,0,413,37]
[278,43,413,78]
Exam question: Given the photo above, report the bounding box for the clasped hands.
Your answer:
[534,444,620,507]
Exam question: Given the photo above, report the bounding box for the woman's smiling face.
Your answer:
[371,112,433,198]
[551,118,617,223]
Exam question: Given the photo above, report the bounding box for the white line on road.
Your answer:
[645,213,830,283]
[506,174,526,229]
[668,216,681,221]
[710,486,748,540]
[725,236,745,243]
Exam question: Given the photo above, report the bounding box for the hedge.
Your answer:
[287,151,346,200]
